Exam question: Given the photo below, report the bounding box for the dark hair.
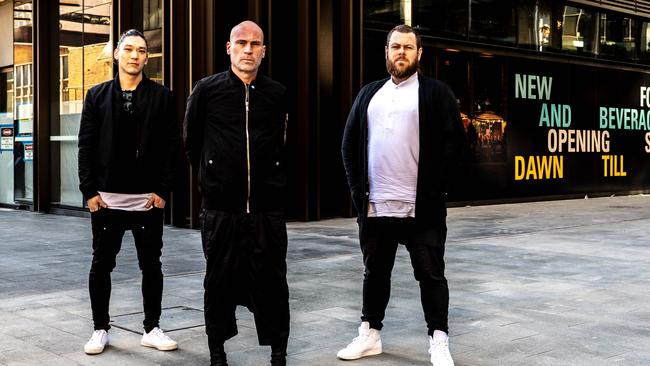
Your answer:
[117,29,148,51]
[386,24,422,50]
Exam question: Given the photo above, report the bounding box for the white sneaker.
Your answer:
[84,329,108,355]
[336,321,382,360]
[428,332,455,366]
[141,327,178,351]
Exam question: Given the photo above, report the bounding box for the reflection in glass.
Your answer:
[54,0,112,207]
[470,0,516,44]
[13,0,33,202]
[639,22,650,62]
[517,1,557,51]
[599,13,636,60]
[438,50,469,113]
[561,6,597,55]
[0,68,14,204]
[472,55,507,162]
[82,1,112,95]
[364,0,412,27]
[418,0,467,37]
[143,0,163,84]
[470,112,507,162]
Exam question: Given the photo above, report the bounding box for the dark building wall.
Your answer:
[6,0,649,227]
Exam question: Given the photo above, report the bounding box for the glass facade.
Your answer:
[517,1,557,51]
[12,0,33,204]
[0,0,647,221]
[53,0,113,207]
[0,67,13,204]
[599,12,636,60]
[363,0,650,202]
[470,0,517,44]
[639,21,650,61]
[0,0,12,206]
[364,0,411,28]
[561,6,598,55]
[365,1,650,63]
[0,0,168,211]
[143,0,163,84]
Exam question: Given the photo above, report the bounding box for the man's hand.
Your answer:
[146,193,166,209]
[87,195,108,212]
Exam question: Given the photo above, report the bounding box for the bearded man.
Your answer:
[339,24,464,366]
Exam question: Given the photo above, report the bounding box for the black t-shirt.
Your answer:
[109,90,146,193]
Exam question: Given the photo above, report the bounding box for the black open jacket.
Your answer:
[78,74,179,202]
[183,69,288,213]
[341,74,465,224]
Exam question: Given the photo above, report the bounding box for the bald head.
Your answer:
[230,20,264,44]
[226,20,266,84]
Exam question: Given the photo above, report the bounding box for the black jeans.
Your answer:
[359,216,449,335]
[201,209,290,346]
[88,208,164,332]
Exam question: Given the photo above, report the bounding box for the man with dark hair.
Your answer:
[183,20,290,366]
[339,24,464,366]
[78,28,179,355]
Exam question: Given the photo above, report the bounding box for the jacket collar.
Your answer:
[228,67,261,87]
[112,72,149,93]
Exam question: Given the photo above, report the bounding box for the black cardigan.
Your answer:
[341,74,465,224]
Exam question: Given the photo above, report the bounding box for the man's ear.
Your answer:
[226,41,231,55]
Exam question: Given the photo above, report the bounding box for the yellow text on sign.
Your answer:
[514,155,564,180]
[601,155,627,177]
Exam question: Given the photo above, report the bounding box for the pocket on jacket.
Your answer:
[201,157,224,197]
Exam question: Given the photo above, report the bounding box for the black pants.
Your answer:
[359,216,449,335]
[89,208,164,332]
[201,209,290,346]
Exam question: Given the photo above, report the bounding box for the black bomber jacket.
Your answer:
[78,74,180,202]
[183,69,288,213]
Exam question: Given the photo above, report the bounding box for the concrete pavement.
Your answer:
[1,195,649,365]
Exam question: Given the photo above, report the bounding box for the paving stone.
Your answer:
[2,195,650,365]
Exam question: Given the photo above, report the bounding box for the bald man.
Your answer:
[183,21,290,366]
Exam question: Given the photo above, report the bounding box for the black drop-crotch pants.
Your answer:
[359,216,449,335]
[201,208,290,346]
[88,208,164,332]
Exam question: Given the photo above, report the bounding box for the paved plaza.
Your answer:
[1,195,649,365]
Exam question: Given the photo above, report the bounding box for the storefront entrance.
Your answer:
[0,0,33,207]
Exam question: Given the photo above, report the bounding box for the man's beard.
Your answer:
[386,58,418,80]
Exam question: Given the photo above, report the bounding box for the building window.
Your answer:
[416,0,467,38]
[0,68,15,205]
[639,21,650,62]
[144,0,162,30]
[364,0,411,28]
[6,71,13,118]
[470,0,517,44]
[599,12,636,60]
[517,1,564,52]
[561,6,598,56]
[60,54,69,103]
[12,0,33,203]
[14,64,32,115]
[54,0,113,207]
[143,0,163,84]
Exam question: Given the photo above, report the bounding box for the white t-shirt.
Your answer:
[98,191,152,211]
[366,72,419,218]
